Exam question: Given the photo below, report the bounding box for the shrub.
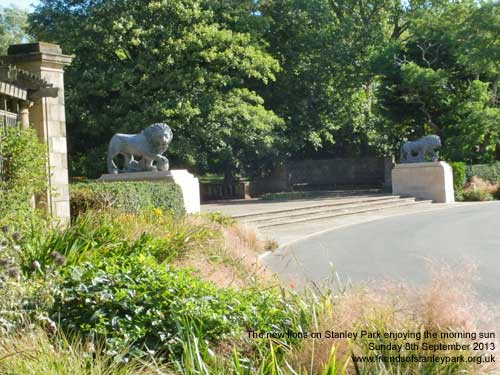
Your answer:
[450,161,466,192]
[52,253,300,359]
[465,162,500,183]
[0,127,48,221]
[462,189,494,201]
[0,225,61,334]
[70,181,185,218]
[462,176,497,201]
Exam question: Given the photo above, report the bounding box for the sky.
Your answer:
[0,0,40,11]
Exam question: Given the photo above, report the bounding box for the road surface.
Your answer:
[262,201,500,303]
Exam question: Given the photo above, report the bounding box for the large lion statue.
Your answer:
[107,123,173,174]
[400,135,441,163]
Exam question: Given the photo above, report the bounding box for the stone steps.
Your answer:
[237,196,432,228]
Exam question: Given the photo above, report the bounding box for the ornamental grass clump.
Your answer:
[0,328,169,375]
[461,176,497,201]
[286,263,499,375]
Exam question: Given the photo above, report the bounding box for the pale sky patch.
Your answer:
[0,0,40,11]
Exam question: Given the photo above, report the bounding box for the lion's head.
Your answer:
[423,134,441,149]
[142,123,173,154]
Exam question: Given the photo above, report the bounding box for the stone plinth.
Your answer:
[392,162,454,203]
[98,170,200,214]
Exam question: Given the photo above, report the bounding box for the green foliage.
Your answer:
[0,329,169,375]
[259,0,392,158]
[465,162,500,183]
[204,211,236,226]
[27,0,500,175]
[70,181,185,218]
[0,127,48,222]
[0,224,61,334]
[449,162,466,193]
[377,0,500,163]
[0,5,31,55]
[462,189,494,202]
[52,252,297,359]
[30,0,282,179]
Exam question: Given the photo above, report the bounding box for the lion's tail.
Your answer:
[107,135,119,174]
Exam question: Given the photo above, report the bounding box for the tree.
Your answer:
[376,0,500,163]
[0,5,31,55]
[256,0,418,160]
[29,0,283,179]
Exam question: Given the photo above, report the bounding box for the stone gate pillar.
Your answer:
[5,42,73,224]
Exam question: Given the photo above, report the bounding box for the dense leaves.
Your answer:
[0,127,48,222]
[27,0,500,176]
[53,253,296,358]
[30,0,282,179]
[70,181,185,218]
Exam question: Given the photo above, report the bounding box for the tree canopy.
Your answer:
[0,5,31,55]
[26,0,500,177]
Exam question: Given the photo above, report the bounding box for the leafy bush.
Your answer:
[462,189,494,201]
[0,127,47,221]
[462,176,497,201]
[465,162,500,183]
[52,253,300,359]
[70,181,185,218]
[0,225,61,334]
[450,161,466,192]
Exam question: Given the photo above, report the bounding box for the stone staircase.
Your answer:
[232,194,432,228]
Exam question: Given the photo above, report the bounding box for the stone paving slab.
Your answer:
[257,202,453,246]
[201,194,389,217]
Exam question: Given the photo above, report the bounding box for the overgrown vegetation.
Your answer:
[70,181,185,218]
[466,162,500,183]
[1,205,498,374]
[0,126,48,224]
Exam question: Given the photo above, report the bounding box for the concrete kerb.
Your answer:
[257,201,493,263]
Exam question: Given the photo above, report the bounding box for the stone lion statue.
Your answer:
[400,134,441,163]
[107,123,173,174]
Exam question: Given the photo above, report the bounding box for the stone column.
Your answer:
[5,43,73,224]
[19,101,30,128]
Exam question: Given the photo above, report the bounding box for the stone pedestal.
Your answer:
[98,170,200,214]
[392,162,454,203]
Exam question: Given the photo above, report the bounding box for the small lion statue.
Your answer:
[400,134,441,163]
[107,123,173,174]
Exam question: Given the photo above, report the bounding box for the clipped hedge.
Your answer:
[465,162,500,183]
[71,181,185,218]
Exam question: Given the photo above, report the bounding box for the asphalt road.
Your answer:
[262,201,500,304]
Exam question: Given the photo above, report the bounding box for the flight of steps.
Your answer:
[234,194,432,228]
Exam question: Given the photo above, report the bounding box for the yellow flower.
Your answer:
[152,208,163,217]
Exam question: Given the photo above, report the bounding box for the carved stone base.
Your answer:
[392,162,454,203]
[98,170,200,213]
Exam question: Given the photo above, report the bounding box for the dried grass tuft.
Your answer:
[288,261,500,374]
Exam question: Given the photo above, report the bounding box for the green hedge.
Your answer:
[465,162,500,182]
[449,162,466,192]
[71,181,185,218]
